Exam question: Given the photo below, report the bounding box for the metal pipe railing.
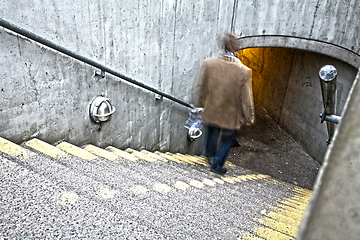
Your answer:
[0,17,194,109]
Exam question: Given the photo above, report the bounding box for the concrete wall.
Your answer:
[234,0,360,68]
[239,48,358,162]
[297,70,360,240]
[0,0,359,156]
[0,0,233,153]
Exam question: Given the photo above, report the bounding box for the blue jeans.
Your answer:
[205,125,236,170]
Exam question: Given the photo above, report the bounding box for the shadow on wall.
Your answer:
[238,47,358,163]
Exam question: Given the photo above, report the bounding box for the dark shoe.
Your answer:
[210,167,227,175]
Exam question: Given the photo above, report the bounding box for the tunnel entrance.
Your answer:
[228,47,358,189]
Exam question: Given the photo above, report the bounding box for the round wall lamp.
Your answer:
[89,96,116,123]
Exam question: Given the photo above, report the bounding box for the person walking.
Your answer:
[198,32,255,175]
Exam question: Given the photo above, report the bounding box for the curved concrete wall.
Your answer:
[239,48,358,162]
[0,0,359,157]
[233,0,360,68]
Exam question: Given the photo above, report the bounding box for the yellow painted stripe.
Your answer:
[256,216,297,237]
[284,198,308,210]
[174,153,196,165]
[56,142,97,162]
[281,200,308,212]
[132,185,148,196]
[141,150,168,162]
[278,203,305,215]
[203,178,216,187]
[253,226,294,240]
[153,183,172,194]
[0,137,30,159]
[225,160,235,166]
[179,154,208,166]
[98,188,116,199]
[272,206,304,222]
[24,138,68,159]
[84,144,119,162]
[189,180,204,188]
[56,191,79,206]
[212,178,225,184]
[166,152,193,165]
[105,146,138,161]
[185,154,209,165]
[125,148,157,162]
[266,211,301,228]
[290,195,311,204]
[155,152,184,164]
[221,177,235,184]
[173,181,190,191]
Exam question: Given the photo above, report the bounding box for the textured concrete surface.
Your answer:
[297,69,360,240]
[228,101,321,190]
[0,137,311,239]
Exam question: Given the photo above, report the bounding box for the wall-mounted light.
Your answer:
[89,96,116,123]
[187,125,202,142]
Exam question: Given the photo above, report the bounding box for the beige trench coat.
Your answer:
[198,55,255,130]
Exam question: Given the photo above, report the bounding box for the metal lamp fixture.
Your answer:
[187,125,202,142]
[89,96,116,123]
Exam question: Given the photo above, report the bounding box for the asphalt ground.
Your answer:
[227,102,321,190]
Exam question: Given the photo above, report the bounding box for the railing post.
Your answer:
[319,65,341,144]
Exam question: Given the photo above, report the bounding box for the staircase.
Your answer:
[0,137,311,239]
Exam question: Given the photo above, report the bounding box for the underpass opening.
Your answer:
[226,47,358,189]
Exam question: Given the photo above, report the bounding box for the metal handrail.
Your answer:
[0,17,194,109]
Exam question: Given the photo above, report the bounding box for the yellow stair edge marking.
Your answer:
[174,181,190,191]
[277,203,305,215]
[256,216,298,237]
[179,153,207,166]
[225,160,235,166]
[56,191,79,206]
[56,142,97,162]
[132,185,148,196]
[173,153,196,165]
[153,183,172,194]
[281,199,308,212]
[290,195,310,204]
[0,137,30,159]
[253,226,294,240]
[125,148,157,162]
[289,198,311,208]
[84,144,119,162]
[98,188,116,199]
[272,206,304,222]
[105,146,138,161]
[166,152,192,164]
[24,138,68,159]
[221,177,235,184]
[185,154,209,165]
[203,178,216,187]
[189,180,204,189]
[266,211,301,228]
[213,178,225,185]
[141,150,168,162]
[155,152,184,164]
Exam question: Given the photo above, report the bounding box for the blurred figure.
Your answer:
[198,32,255,175]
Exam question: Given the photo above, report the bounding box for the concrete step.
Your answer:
[0,154,163,239]
[21,138,255,238]
[0,137,312,239]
